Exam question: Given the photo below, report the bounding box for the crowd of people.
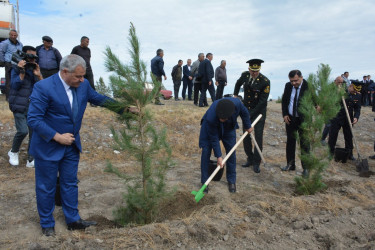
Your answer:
[150,50,228,105]
[1,30,374,236]
[0,30,116,237]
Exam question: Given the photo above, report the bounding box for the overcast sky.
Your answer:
[11,0,375,98]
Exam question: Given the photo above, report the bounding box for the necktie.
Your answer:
[249,78,253,87]
[70,87,78,121]
[293,87,299,117]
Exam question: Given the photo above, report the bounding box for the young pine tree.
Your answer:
[103,23,172,225]
[295,64,344,195]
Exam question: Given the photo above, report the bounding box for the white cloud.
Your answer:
[12,0,375,97]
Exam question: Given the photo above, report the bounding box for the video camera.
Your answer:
[11,50,38,71]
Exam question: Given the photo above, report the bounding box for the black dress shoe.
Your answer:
[253,164,260,173]
[281,165,296,171]
[369,155,375,160]
[228,183,236,193]
[302,169,309,178]
[42,227,55,237]
[241,161,252,168]
[203,185,209,193]
[67,219,97,230]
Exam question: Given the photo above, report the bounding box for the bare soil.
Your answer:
[1,94,375,249]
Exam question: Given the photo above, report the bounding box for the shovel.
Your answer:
[191,114,263,203]
[341,96,369,175]
[250,133,266,168]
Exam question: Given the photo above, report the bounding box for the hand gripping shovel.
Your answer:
[341,96,369,176]
[191,114,263,203]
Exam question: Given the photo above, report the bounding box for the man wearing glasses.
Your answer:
[233,59,270,173]
[281,70,311,177]
[36,36,62,79]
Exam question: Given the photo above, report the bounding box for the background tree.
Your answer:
[295,64,345,195]
[94,76,112,96]
[103,22,172,225]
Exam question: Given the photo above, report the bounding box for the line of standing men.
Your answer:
[0,30,97,167]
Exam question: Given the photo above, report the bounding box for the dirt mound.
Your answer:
[157,190,216,222]
[86,215,120,231]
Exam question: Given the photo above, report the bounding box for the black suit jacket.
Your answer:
[198,59,214,84]
[183,65,191,80]
[282,79,309,118]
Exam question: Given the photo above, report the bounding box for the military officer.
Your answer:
[233,59,270,173]
[328,83,361,160]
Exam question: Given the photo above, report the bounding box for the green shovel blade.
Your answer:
[191,184,207,203]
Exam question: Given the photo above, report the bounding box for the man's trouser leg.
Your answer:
[187,80,193,100]
[297,119,310,169]
[328,119,342,155]
[321,123,331,141]
[199,83,208,106]
[194,81,201,104]
[174,80,181,99]
[215,81,225,100]
[154,76,162,103]
[208,83,216,103]
[35,146,81,228]
[285,116,299,166]
[222,129,236,184]
[200,145,212,184]
[182,78,188,100]
[85,70,95,90]
[342,119,354,156]
[11,111,29,153]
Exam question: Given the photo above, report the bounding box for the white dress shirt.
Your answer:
[58,72,73,109]
[288,81,303,117]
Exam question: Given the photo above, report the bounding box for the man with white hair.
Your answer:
[28,54,127,236]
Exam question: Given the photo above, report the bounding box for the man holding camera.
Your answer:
[8,46,43,167]
[0,29,23,101]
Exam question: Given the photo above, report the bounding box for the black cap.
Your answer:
[351,80,362,92]
[216,99,235,119]
[42,36,53,43]
[246,59,264,71]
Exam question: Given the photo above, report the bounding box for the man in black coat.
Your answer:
[171,59,183,100]
[281,70,310,177]
[198,53,215,107]
[182,59,193,100]
[328,83,361,160]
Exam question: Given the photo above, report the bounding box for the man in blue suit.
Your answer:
[198,53,216,107]
[28,54,122,236]
[199,97,253,193]
[182,59,193,100]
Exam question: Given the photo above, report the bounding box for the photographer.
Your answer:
[8,46,43,167]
